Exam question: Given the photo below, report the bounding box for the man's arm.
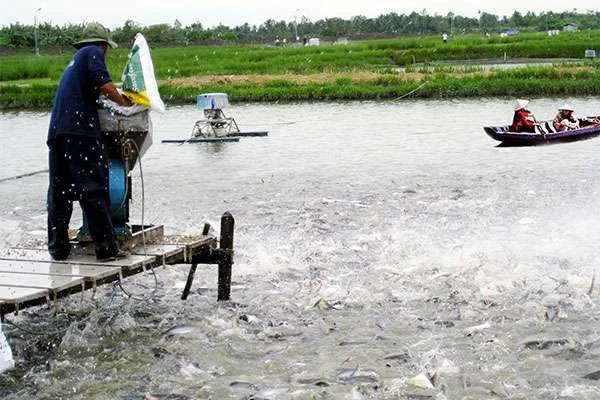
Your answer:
[524,112,538,127]
[100,82,133,107]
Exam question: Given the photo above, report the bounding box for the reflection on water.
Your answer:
[1,97,600,399]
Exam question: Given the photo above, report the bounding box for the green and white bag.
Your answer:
[122,33,165,112]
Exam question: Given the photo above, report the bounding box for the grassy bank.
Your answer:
[3,64,599,110]
[1,31,600,109]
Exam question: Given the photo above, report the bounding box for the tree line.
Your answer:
[1,10,599,49]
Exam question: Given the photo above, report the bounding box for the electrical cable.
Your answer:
[393,81,428,101]
[0,169,49,184]
[115,138,160,302]
[3,281,121,338]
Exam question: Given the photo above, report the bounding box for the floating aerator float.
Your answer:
[161,93,268,143]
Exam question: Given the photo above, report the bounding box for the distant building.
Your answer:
[563,23,578,32]
[306,38,320,46]
[335,37,349,45]
[585,49,596,59]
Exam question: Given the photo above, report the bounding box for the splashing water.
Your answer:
[1,98,600,398]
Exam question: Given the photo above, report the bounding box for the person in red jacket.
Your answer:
[510,99,539,133]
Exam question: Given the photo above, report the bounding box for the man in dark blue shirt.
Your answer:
[47,22,132,261]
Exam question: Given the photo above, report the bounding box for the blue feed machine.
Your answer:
[78,109,152,243]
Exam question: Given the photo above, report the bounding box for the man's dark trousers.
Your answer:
[47,135,119,260]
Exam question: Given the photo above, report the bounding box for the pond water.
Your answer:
[1,97,600,399]
[395,59,580,73]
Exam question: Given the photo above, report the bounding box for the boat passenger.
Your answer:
[553,104,580,131]
[510,99,539,133]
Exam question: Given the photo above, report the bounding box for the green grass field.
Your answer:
[1,31,600,109]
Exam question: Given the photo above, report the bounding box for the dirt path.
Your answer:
[163,71,427,86]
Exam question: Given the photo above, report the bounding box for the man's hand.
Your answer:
[121,94,134,107]
[100,82,133,107]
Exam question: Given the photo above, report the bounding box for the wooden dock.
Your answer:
[0,213,235,317]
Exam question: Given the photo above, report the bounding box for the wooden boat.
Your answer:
[483,117,600,146]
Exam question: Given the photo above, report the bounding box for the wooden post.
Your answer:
[218,212,234,301]
[181,263,197,300]
[180,222,209,300]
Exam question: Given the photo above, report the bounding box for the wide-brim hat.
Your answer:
[73,22,118,49]
[558,104,574,112]
[514,99,529,111]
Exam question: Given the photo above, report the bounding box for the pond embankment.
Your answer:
[2,31,600,109]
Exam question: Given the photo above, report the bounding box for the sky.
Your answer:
[2,0,598,29]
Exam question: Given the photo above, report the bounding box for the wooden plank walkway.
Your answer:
[0,236,216,316]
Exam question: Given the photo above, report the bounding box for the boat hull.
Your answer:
[483,119,600,146]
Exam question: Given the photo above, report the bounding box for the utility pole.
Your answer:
[34,8,42,56]
[294,9,300,42]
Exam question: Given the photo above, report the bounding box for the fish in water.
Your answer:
[163,325,195,339]
[151,347,170,359]
[522,338,569,350]
[336,367,379,383]
[314,298,333,310]
[296,377,331,386]
[229,381,258,389]
[122,396,197,400]
[583,370,600,380]
[545,305,559,322]
[314,298,343,310]
[465,322,491,336]
[406,372,434,389]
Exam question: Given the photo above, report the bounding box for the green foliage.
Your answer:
[0,22,84,49]
[3,29,600,109]
[3,29,600,80]
[5,64,600,109]
[6,56,66,80]
[0,81,57,109]
[264,79,297,88]
[3,10,600,49]
[373,76,401,86]
[335,77,352,85]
